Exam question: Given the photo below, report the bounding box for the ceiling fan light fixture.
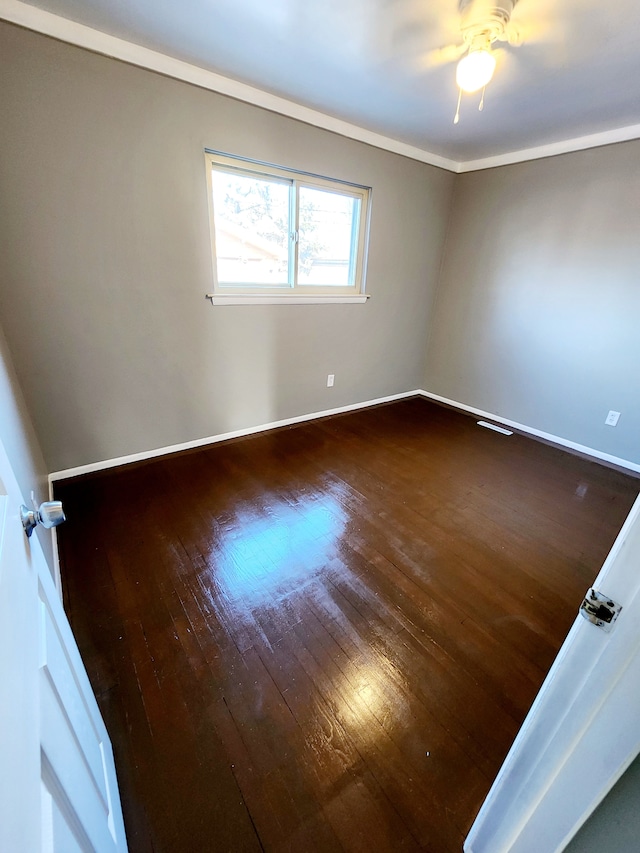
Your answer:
[456,48,496,93]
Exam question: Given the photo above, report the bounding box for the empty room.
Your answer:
[1,1,640,852]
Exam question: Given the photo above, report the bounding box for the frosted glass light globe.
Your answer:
[456,49,496,93]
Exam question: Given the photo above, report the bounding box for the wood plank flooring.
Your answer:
[55,398,639,853]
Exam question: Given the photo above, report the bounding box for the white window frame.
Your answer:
[204,151,371,305]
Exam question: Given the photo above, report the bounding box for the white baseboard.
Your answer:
[417,389,640,474]
[48,390,419,482]
[48,387,640,484]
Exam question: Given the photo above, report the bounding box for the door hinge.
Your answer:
[579,588,622,632]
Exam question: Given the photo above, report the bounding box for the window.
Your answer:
[205,151,371,304]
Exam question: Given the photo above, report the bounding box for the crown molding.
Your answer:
[2,0,640,174]
[0,0,458,172]
[457,123,640,172]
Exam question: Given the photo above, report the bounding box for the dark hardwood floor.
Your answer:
[55,398,639,853]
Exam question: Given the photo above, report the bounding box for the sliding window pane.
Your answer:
[211,170,290,286]
[297,187,360,286]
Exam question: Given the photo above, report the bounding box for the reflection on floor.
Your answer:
[55,398,639,853]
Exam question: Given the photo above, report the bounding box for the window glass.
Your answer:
[211,170,290,286]
[297,187,360,287]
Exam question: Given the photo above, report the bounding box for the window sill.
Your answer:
[206,293,369,305]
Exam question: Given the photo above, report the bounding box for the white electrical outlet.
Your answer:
[327,374,335,387]
[605,410,621,427]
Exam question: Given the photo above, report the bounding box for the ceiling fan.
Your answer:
[429,0,524,122]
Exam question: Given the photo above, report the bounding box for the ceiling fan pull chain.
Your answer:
[454,87,463,124]
[479,86,486,111]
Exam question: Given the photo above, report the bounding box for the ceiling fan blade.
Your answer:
[500,23,568,71]
[423,42,468,68]
[512,16,566,46]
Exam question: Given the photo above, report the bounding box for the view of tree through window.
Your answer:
[211,171,290,285]
[298,187,358,286]
[206,154,369,295]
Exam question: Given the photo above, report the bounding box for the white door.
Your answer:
[0,434,127,852]
[465,493,640,852]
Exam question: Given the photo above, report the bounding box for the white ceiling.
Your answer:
[4,0,640,168]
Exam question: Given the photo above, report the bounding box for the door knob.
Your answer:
[21,501,66,538]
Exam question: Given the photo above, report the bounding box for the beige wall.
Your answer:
[425,141,640,465]
[0,22,454,473]
[5,23,637,476]
[0,323,54,569]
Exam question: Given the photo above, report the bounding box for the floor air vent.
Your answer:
[477,420,513,435]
